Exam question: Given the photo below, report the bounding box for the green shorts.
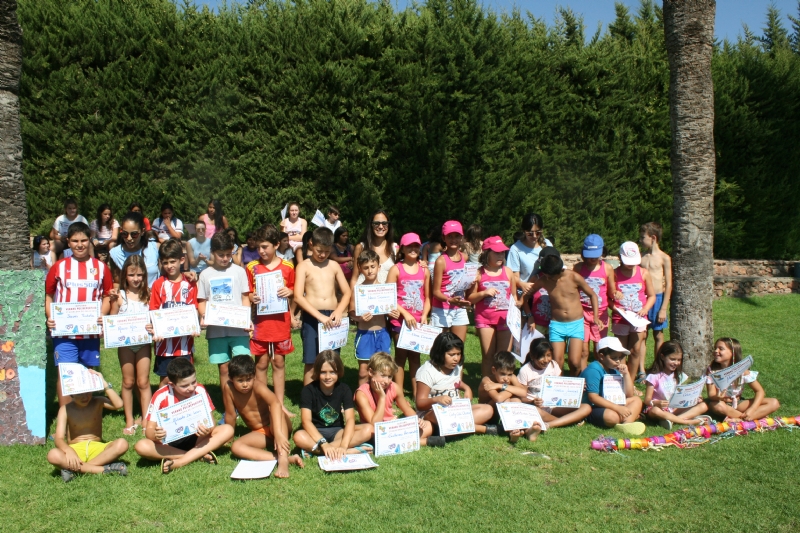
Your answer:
[207,335,251,364]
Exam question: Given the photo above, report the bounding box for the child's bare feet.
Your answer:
[289,454,304,468]
[525,422,543,442]
[282,405,296,418]
[275,453,290,478]
[509,429,522,443]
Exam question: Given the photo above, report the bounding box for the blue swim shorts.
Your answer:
[354,328,392,361]
[53,338,100,368]
[647,293,668,331]
[548,318,585,343]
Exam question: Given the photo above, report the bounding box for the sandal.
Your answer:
[122,424,139,436]
[484,424,499,436]
[161,459,175,475]
[635,372,647,385]
[103,462,128,476]
[353,443,374,454]
[61,469,75,483]
[200,451,218,465]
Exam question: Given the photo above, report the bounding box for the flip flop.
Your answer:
[353,444,373,454]
[161,459,174,475]
[200,451,218,465]
[635,372,647,385]
[122,424,139,436]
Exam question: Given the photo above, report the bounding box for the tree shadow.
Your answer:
[736,297,766,308]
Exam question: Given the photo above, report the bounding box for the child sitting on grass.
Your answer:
[354,352,443,448]
[479,351,541,442]
[222,356,304,478]
[47,370,128,482]
[134,358,234,474]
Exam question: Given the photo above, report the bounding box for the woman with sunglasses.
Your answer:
[109,211,161,288]
[351,210,397,285]
[508,213,553,296]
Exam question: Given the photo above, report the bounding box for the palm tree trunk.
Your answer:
[663,0,716,377]
[0,0,28,270]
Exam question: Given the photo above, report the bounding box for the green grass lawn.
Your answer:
[4,295,800,532]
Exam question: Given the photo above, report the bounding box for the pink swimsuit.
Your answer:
[390,262,426,329]
[613,265,645,324]
[579,261,609,313]
[432,253,466,310]
[474,266,511,328]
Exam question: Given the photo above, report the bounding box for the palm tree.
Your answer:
[663,0,716,377]
[0,0,28,271]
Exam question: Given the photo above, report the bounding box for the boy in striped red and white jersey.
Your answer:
[45,222,112,406]
[146,239,199,386]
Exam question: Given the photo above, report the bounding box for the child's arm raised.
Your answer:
[89,370,123,410]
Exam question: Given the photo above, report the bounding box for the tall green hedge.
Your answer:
[18,0,800,258]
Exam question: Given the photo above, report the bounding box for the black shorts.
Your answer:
[170,434,198,451]
[153,354,194,377]
[317,426,343,442]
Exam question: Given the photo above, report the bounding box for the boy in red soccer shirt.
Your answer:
[249,226,295,416]
[45,222,112,406]
[146,239,200,386]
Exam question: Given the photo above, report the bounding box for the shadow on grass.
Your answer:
[737,297,766,308]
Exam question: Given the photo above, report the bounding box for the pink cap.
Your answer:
[619,241,642,266]
[399,233,422,247]
[442,220,463,236]
[482,236,508,253]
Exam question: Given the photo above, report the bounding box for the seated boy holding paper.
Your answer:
[134,358,234,474]
[579,337,645,435]
[47,369,128,482]
[349,250,392,386]
[478,351,541,442]
[222,355,304,478]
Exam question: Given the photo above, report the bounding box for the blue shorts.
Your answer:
[587,407,608,427]
[548,318,585,343]
[301,310,340,364]
[354,328,392,361]
[207,335,250,364]
[153,354,194,377]
[53,338,100,368]
[647,293,668,331]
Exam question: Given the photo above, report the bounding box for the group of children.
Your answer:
[42,209,781,482]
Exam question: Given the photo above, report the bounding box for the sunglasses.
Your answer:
[525,230,542,236]
[371,221,389,227]
[120,231,141,239]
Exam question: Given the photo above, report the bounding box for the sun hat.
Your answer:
[619,241,642,266]
[442,221,463,236]
[399,233,422,247]
[481,236,508,253]
[582,234,604,259]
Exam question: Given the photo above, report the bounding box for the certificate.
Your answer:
[374,416,421,457]
[396,322,442,355]
[58,363,105,395]
[255,272,288,316]
[318,317,349,351]
[230,460,277,480]
[204,302,251,329]
[354,283,397,316]
[318,454,378,472]
[51,302,101,337]
[451,263,480,293]
[541,376,585,408]
[668,377,706,409]
[602,375,627,405]
[155,393,214,444]
[515,327,545,364]
[432,398,475,436]
[615,306,650,329]
[150,306,200,339]
[507,304,522,342]
[311,209,327,228]
[102,312,152,349]
[496,402,545,431]
[710,355,754,392]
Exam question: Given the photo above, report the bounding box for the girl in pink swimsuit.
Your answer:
[574,234,617,370]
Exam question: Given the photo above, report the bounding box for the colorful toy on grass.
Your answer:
[591,416,800,452]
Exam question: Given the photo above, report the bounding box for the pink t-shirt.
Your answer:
[613,265,645,324]
[355,381,398,422]
[517,361,561,401]
[645,372,678,402]
[579,261,609,313]
[390,262,426,329]
[474,266,511,326]
[432,252,467,310]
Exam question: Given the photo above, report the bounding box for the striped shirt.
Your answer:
[45,257,112,339]
[150,275,198,357]
[145,383,215,423]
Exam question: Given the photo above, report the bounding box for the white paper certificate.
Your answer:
[710,355,754,392]
[150,306,200,339]
[230,460,277,480]
[541,376,585,408]
[311,209,327,228]
[155,393,214,444]
[496,402,545,431]
[58,363,105,395]
[615,306,650,329]
[432,398,476,436]
[255,272,288,316]
[317,317,349,351]
[515,327,545,364]
[102,312,152,349]
[204,302,251,329]
[396,322,442,354]
[318,454,378,472]
[354,283,397,316]
[374,416,421,457]
[507,304,522,343]
[602,375,627,405]
[51,302,101,337]
[667,377,706,409]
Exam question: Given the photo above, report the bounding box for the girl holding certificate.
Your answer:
[430,221,472,342]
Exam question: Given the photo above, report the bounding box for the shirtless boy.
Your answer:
[479,351,541,443]
[222,356,304,478]
[47,370,129,482]
[350,250,392,386]
[640,222,672,358]
[293,227,352,385]
[525,247,601,376]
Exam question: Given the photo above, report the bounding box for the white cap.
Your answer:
[597,336,630,355]
[619,241,641,266]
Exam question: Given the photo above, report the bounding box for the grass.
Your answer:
[4,295,800,532]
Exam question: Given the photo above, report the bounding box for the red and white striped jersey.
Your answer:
[45,257,112,339]
[150,275,198,357]
[145,383,215,423]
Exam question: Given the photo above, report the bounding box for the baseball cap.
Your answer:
[538,246,563,275]
[442,220,463,236]
[399,233,422,247]
[582,234,604,259]
[597,336,631,355]
[619,241,642,266]
[482,236,509,253]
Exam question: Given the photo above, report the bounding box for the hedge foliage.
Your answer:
[18,0,800,258]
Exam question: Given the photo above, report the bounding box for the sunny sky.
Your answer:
[195,0,799,41]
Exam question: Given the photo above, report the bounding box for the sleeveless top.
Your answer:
[200,213,220,236]
[427,251,441,280]
[283,218,303,251]
[355,382,398,422]
[432,252,467,310]
[579,261,609,313]
[475,266,511,325]
[334,243,354,279]
[119,290,149,314]
[390,262,426,328]
[613,265,645,323]
[33,250,53,270]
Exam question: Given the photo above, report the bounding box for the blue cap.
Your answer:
[582,234,604,258]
